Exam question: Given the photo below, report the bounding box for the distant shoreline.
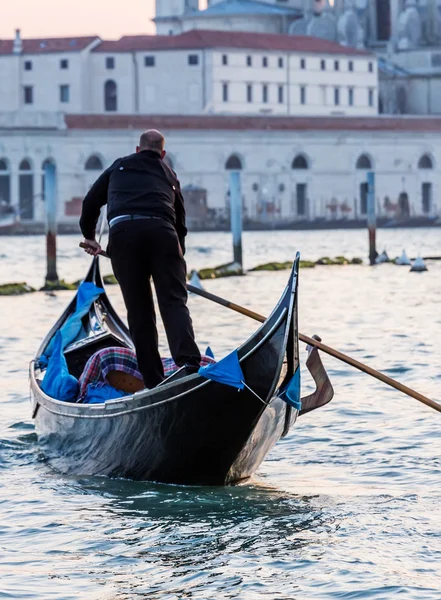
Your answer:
[1,217,439,235]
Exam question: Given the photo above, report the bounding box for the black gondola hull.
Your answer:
[30,256,305,485]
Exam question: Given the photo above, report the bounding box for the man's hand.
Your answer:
[82,239,102,256]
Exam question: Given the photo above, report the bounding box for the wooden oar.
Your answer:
[80,243,441,414]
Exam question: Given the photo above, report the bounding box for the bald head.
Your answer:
[137,129,165,156]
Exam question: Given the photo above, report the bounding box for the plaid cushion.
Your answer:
[78,347,215,401]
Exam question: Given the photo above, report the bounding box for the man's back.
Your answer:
[107,150,178,226]
[80,129,201,389]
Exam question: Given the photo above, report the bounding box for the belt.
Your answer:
[109,215,163,229]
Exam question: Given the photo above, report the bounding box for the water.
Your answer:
[1,229,440,599]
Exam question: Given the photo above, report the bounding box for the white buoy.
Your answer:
[410,256,428,272]
[395,250,411,266]
[375,250,389,264]
[189,270,205,291]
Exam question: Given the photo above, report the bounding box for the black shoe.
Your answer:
[181,364,200,377]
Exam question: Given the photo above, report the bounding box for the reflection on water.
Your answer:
[1,229,441,598]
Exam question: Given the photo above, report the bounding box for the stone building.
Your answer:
[0,1,440,229]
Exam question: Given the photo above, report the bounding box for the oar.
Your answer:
[79,243,441,414]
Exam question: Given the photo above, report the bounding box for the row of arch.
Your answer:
[2,152,434,175]
[225,153,435,171]
[0,158,55,220]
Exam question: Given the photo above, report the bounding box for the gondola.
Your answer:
[30,254,334,486]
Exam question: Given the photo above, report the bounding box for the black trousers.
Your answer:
[109,218,201,388]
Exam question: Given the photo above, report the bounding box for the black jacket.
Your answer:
[79,150,187,252]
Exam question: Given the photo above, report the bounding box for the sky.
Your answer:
[0,0,207,40]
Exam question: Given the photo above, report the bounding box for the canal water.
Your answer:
[1,228,440,599]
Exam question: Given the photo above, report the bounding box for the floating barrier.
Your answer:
[375,250,390,264]
[189,270,205,291]
[410,256,428,272]
[395,250,411,266]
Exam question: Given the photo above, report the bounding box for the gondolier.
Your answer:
[79,129,201,388]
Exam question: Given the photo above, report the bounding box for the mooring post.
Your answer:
[229,170,243,268]
[44,161,59,284]
[367,170,377,266]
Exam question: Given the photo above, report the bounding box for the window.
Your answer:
[0,159,10,205]
[334,60,339,71]
[104,80,117,112]
[247,84,253,103]
[278,57,284,68]
[296,183,307,217]
[292,155,308,169]
[422,182,432,214]
[348,87,354,106]
[222,54,228,66]
[334,87,340,106]
[360,182,368,215]
[145,55,155,67]
[262,84,268,103]
[300,58,306,69]
[300,86,306,105]
[60,84,70,103]
[278,85,284,104]
[369,62,374,72]
[188,54,199,66]
[24,86,33,104]
[60,59,69,69]
[225,155,243,170]
[85,155,104,170]
[24,60,32,71]
[19,159,34,220]
[356,154,373,169]
[368,89,374,107]
[263,56,268,67]
[106,56,115,69]
[247,55,252,67]
[348,60,353,72]
[222,82,229,102]
[321,59,326,70]
[418,154,433,169]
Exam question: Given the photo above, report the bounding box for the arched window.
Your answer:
[85,155,104,170]
[418,154,433,169]
[19,159,34,220]
[19,159,32,171]
[356,154,373,169]
[292,154,308,169]
[0,158,10,204]
[225,154,243,170]
[104,80,117,112]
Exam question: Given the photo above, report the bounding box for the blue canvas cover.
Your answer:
[40,331,79,402]
[41,281,104,364]
[279,368,301,411]
[82,383,126,404]
[198,350,244,390]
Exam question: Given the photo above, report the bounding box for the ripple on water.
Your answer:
[0,231,441,598]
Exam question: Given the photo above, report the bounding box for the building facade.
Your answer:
[0,30,377,117]
[0,2,441,229]
[154,0,441,116]
[0,115,439,228]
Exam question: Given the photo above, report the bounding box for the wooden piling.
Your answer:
[43,161,59,285]
[229,171,243,267]
[367,171,377,266]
